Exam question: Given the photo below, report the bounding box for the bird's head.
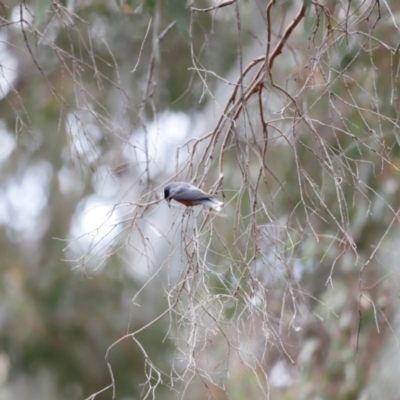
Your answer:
[164,185,171,207]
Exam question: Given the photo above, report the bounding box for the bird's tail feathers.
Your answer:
[202,198,223,211]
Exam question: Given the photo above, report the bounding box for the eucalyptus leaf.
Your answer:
[34,0,50,27]
[167,0,189,38]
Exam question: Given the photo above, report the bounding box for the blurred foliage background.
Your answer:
[1,0,400,399]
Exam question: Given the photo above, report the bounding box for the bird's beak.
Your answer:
[167,198,171,208]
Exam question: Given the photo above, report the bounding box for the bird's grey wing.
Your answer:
[171,184,211,201]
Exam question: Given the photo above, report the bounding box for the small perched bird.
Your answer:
[164,182,223,211]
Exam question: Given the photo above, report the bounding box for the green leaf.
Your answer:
[145,0,156,14]
[303,0,312,11]
[167,0,189,38]
[34,0,51,27]
[303,9,314,38]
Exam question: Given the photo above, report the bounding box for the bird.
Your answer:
[164,182,223,211]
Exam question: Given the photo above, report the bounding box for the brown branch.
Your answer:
[230,3,307,138]
[199,3,306,186]
[103,300,178,400]
[219,4,306,149]
[268,4,306,70]
[258,83,267,133]
[265,0,276,69]
[196,57,265,181]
